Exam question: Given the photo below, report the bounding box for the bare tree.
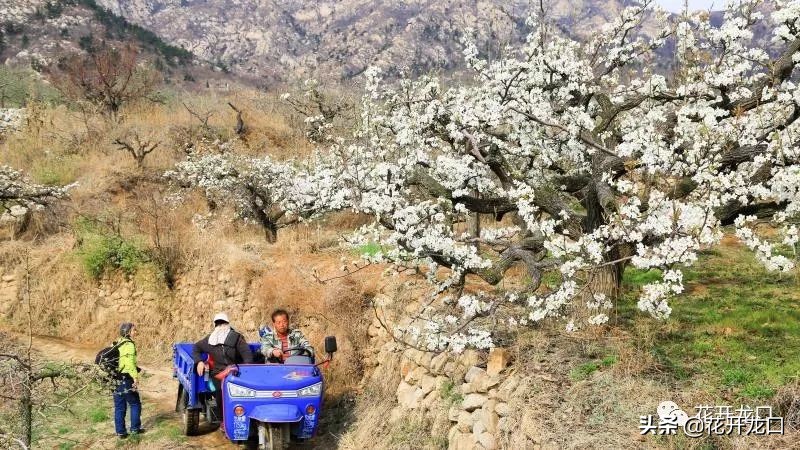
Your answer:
[280,79,356,143]
[182,100,215,129]
[113,131,160,169]
[227,102,246,137]
[55,44,162,122]
[134,193,193,289]
[0,253,100,449]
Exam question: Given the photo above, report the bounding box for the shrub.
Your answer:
[75,218,148,279]
[79,234,147,279]
[439,379,463,406]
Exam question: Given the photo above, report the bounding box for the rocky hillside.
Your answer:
[0,0,193,80]
[94,0,637,81]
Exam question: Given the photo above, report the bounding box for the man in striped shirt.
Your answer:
[259,309,314,362]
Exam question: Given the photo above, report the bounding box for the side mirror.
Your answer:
[324,336,337,354]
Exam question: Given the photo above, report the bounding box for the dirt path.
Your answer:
[14,334,342,449]
[18,334,240,449]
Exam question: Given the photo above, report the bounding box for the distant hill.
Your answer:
[0,0,195,82]
[1,1,779,88]
[93,0,646,82]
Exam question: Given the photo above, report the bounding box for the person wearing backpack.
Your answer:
[114,322,143,439]
[192,312,253,426]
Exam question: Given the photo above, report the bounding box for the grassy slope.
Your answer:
[620,236,800,402]
[48,395,188,450]
[0,384,189,450]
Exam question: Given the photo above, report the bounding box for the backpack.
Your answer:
[95,340,125,379]
[219,330,243,366]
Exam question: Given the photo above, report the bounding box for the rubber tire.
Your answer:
[268,423,290,450]
[178,387,200,436]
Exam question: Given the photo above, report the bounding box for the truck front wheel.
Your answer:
[258,423,289,450]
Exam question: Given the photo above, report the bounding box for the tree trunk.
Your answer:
[468,190,480,251]
[579,251,630,325]
[587,263,623,300]
[246,189,278,243]
[21,382,32,447]
[468,213,480,239]
[264,225,277,244]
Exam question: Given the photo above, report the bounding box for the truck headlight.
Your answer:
[297,382,322,397]
[228,383,256,398]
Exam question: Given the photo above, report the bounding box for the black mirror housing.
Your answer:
[324,336,337,353]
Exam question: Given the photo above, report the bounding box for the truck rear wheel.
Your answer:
[177,386,199,436]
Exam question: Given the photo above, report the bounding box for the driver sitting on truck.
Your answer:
[259,309,314,363]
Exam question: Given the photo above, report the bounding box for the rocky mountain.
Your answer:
[2,1,776,86]
[93,0,638,82]
[0,0,194,79]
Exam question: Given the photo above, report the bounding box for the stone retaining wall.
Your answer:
[362,299,531,450]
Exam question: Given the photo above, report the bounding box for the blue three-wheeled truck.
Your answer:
[173,335,337,449]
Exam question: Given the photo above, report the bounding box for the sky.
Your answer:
[655,0,728,13]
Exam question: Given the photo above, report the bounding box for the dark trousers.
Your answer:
[210,375,223,424]
[113,377,141,435]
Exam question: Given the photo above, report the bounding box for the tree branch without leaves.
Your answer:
[113,132,160,168]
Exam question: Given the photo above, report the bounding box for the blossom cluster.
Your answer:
[0,165,69,210]
[164,150,346,239]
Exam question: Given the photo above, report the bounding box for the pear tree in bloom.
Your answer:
[0,165,67,211]
[304,0,800,352]
[165,151,349,242]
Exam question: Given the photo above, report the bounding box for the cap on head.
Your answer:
[213,312,230,325]
[119,322,134,337]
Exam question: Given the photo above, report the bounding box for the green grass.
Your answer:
[570,362,599,381]
[139,414,185,442]
[74,217,150,279]
[354,241,385,258]
[20,386,111,448]
[439,379,463,406]
[88,405,109,423]
[11,388,187,449]
[620,239,800,401]
[541,270,562,289]
[569,354,617,381]
[721,367,751,387]
[622,268,663,287]
[30,155,80,186]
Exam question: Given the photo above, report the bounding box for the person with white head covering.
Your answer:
[208,312,232,346]
[191,312,253,426]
